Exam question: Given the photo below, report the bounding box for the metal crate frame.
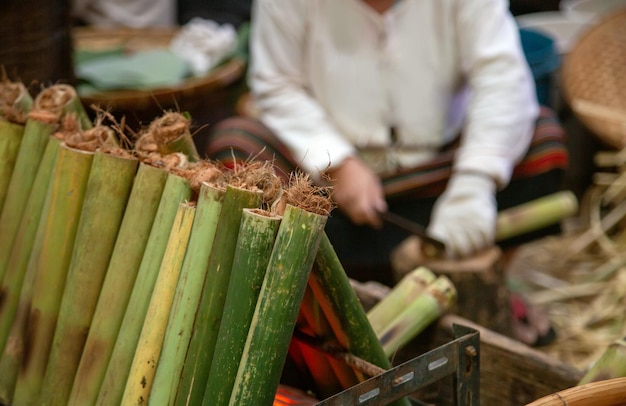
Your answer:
[316,324,480,406]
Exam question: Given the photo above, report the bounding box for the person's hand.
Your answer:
[326,157,387,228]
[427,172,497,258]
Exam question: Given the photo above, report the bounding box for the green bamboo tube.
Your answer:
[164,131,199,162]
[38,150,139,406]
[228,204,327,406]
[149,184,225,406]
[378,276,457,358]
[35,84,92,131]
[97,173,192,406]
[0,81,33,120]
[367,267,437,335]
[310,233,411,406]
[122,202,196,406]
[579,337,626,385]
[0,139,59,405]
[0,137,61,355]
[495,190,578,241]
[0,111,57,284]
[11,144,94,406]
[68,163,168,406]
[0,119,25,214]
[175,185,261,406]
[202,208,282,406]
[153,112,199,161]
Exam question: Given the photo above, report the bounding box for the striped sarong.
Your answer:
[206,106,568,284]
[206,106,568,200]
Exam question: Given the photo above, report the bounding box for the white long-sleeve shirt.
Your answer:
[249,0,539,186]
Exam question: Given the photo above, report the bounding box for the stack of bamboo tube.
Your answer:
[0,80,457,406]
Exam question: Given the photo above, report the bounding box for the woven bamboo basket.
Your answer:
[525,377,626,406]
[72,27,246,153]
[561,9,626,149]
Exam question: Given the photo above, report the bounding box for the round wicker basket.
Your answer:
[561,8,626,149]
[72,26,246,127]
[525,377,626,406]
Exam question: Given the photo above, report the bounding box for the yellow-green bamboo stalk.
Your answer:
[0,111,58,284]
[0,139,59,405]
[310,233,411,406]
[35,84,92,131]
[378,276,457,358]
[137,111,199,161]
[68,163,168,406]
[38,150,139,406]
[495,191,578,241]
[97,173,192,406]
[0,81,33,122]
[228,204,327,406]
[149,184,225,406]
[176,185,261,406]
[11,144,94,406]
[0,137,61,355]
[122,202,196,406]
[367,267,437,335]
[0,119,25,214]
[579,337,626,385]
[0,80,32,212]
[203,208,282,406]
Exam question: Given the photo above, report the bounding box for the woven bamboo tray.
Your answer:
[525,377,626,406]
[561,8,626,148]
[72,27,245,113]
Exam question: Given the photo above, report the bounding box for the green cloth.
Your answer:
[75,49,191,94]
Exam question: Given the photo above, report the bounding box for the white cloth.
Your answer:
[249,0,539,184]
[170,18,238,77]
[73,0,176,28]
[428,172,497,257]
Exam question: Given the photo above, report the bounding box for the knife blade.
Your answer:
[379,211,446,257]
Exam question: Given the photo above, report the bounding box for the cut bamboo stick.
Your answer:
[310,232,411,406]
[38,150,139,406]
[367,267,437,335]
[495,191,579,241]
[0,137,61,356]
[228,204,328,406]
[203,208,282,406]
[578,337,626,385]
[176,185,261,406]
[11,144,94,406]
[378,276,457,358]
[0,119,25,214]
[0,139,58,405]
[68,162,168,406]
[135,111,199,161]
[0,111,57,284]
[96,172,192,406]
[0,80,33,123]
[122,202,196,406]
[35,84,92,131]
[149,183,225,406]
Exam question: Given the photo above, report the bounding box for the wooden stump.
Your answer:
[416,247,512,336]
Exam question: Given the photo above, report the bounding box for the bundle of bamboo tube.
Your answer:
[0,81,455,406]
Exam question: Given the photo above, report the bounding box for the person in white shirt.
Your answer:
[206,0,568,284]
